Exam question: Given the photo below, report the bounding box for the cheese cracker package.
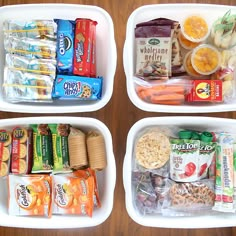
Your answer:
[8,174,52,217]
[53,173,94,216]
[0,130,12,177]
[11,127,33,174]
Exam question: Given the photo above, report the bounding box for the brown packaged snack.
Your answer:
[73,19,97,77]
[11,127,33,174]
[86,131,107,171]
[0,130,12,177]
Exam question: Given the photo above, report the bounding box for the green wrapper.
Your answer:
[31,124,53,173]
[48,124,71,173]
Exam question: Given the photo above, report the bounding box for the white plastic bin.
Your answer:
[123,4,236,113]
[123,116,236,228]
[0,4,117,113]
[0,116,116,228]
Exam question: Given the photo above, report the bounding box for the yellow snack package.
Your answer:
[8,174,52,217]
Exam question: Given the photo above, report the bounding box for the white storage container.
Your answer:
[0,4,117,113]
[123,116,236,228]
[123,4,236,113]
[0,116,116,228]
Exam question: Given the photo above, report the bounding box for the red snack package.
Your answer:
[11,127,33,174]
[73,18,97,77]
[186,80,223,102]
[0,130,12,177]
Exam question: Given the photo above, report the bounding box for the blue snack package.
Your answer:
[55,19,75,74]
[52,74,103,100]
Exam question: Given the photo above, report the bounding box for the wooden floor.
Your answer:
[1,0,236,235]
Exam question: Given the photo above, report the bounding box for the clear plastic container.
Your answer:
[183,51,201,77]
[191,44,221,75]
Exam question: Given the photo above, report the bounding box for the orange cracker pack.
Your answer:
[73,168,101,208]
[53,173,94,216]
[8,174,52,217]
[0,130,12,177]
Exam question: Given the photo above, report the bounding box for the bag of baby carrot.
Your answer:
[8,174,52,217]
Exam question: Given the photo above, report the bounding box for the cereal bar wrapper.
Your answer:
[73,19,97,77]
[55,19,75,74]
[48,124,71,174]
[0,130,12,177]
[52,75,102,100]
[3,20,57,40]
[8,174,52,217]
[4,36,56,59]
[6,53,56,77]
[53,174,94,216]
[3,67,54,103]
[31,124,53,173]
[11,127,33,175]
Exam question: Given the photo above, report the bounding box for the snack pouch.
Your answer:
[11,127,33,174]
[0,130,12,177]
[48,124,71,174]
[73,19,97,77]
[6,53,56,77]
[52,74,103,100]
[8,174,52,217]
[73,168,101,208]
[198,132,216,179]
[55,19,75,74]
[135,22,172,80]
[3,20,57,40]
[4,36,56,59]
[53,173,94,216]
[3,67,54,103]
[170,138,200,182]
[31,124,53,173]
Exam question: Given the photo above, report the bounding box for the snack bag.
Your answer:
[0,130,12,177]
[48,124,71,173]
[73,168,101,208]
[8,174,52,217]
[31,124,53,173]
[11,127,33,174]
[53,173,94,216]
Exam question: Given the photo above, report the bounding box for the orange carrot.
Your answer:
[150,99,183,105]
[151,93,185,102]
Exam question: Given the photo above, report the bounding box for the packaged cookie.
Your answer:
[8,174,52,217]
[86,131,107,171]
[3,20,57,40]
[53,173,94,216]
[0,130,12,177]
[52,74,102,100]
[55,19,75,74]
[73,18,97,77]
[68,127,88,170]
[11,127,33,174]
[31,124,53,173]
[48,124,71,174]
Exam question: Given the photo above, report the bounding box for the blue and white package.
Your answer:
[55,19,75,74]
[52,74,103,100]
